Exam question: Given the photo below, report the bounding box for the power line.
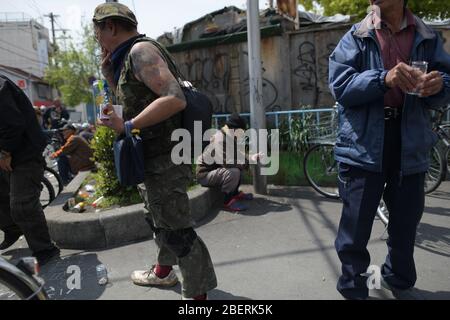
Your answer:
[28,0,43,17]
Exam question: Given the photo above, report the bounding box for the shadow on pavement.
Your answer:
[1,247,33,264]
[415,223,450,258]
[240,197,292,217]
[268,186,340,204]
[416,288,450,300]
[426,189,450,201]
[208,289,251,300]
[424,205,450,217]
[39,253,106,300]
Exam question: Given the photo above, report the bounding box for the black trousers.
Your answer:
[0,158,55,254]
[335,115,425,299]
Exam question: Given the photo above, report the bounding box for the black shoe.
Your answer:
[34,246,60,266]
[380,278,425,300]
[0,232,23,250]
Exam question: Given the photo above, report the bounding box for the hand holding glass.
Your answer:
[407,61,428,95]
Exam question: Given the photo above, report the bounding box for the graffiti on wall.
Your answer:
[179,52,233,114]
[241,51,282,113]
[291,39,336,106]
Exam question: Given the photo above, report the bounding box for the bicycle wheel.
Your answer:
[446,148,450,179]
[424,146,445,194]
[44,166,63,196]
[377,200,389,226]
[0,270,40,300]
[40,177,55,209]
[303,143,340,199]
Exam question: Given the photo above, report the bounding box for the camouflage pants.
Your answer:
[0,158,55,254]
[139,153,217,298]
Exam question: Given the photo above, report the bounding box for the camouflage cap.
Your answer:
[93,2,138,26]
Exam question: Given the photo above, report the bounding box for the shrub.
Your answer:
[90,126,141,206]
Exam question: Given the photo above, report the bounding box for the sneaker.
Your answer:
[131,265,178,287]
[223,198,248,212]
[33,246,60,266]
[381,278,425,300]
[234,192,254,201]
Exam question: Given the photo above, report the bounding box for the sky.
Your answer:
[1,0,275,43]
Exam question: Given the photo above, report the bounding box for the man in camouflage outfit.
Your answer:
[93,3,216,299]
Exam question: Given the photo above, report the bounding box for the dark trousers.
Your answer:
[0,159,55,254]
[57,154,73,185]
[335,116,425,299]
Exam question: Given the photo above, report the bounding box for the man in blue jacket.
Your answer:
[329,0,450,300]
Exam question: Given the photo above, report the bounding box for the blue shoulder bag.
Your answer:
[113,122,145,186]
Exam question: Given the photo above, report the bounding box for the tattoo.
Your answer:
[130,42,186,102]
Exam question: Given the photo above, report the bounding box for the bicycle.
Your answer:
[44,166,64,197]
[304,105,450,226]
[303,105,340,200]
[40,176,55,209]
[423,106,450,193]
[0,256,48,300]
[304,106,450,196]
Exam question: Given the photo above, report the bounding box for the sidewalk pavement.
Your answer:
[1,182,449,300]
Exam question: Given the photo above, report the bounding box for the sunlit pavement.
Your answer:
[1,182,449,300]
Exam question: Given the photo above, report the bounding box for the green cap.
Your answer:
[93,2,138,26]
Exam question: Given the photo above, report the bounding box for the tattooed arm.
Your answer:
[129,42,186,129]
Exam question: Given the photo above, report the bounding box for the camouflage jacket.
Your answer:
[115,37,183,159]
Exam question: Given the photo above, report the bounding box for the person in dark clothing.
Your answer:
[43,99,70,130]
[0,75,60,266]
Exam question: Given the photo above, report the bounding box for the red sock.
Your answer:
[193,294,207,300]
[154,264,172,278]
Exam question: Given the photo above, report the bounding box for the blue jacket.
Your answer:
[329,13,450,175]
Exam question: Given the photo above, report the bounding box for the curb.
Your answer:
[44,172,223,250]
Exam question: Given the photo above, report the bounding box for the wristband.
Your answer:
[124,120,140,136]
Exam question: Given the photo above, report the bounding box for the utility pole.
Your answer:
[247,0,267,195]
[44,13,58,49]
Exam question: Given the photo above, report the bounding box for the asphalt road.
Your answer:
[1,183,449,300]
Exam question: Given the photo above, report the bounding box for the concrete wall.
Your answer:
[0,20,50,78]
[170,24,450,113]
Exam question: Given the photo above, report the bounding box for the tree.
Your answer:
[45,24,101,107]
[299,0,449,20]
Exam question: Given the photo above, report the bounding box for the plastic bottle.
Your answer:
[92,80,111,120]
[96,264,108,285]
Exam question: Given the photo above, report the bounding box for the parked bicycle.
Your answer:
[40,129,65,209]
[44,166,64,197]
[303,105,340,200]
[0,256,47,300]
[40,176,55,209]
[423,106,450,193]
[303,105,450,226]
[304,105,450,199]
